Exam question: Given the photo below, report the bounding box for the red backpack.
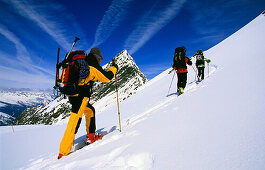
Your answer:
[57,50,90,95]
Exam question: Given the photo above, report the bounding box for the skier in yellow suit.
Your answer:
[58,47,118,159]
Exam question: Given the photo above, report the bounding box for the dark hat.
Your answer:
[90,47,103,60]
[197,49,203,54]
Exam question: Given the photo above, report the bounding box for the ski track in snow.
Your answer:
[23,129,152,170]
[126,64,217,128]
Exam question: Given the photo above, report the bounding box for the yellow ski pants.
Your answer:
[59,97,95,155]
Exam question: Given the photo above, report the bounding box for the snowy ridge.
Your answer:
[0,89,52,106]
[0,112,15,125]
[0,89,53,125]
[1,13,265,170]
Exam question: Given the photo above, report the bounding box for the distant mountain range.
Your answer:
[0,88,53,126]
[14,50,147,125]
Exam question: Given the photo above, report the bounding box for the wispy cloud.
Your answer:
[89,0,133,49]
[0,0,86,89]
[139,63,171,79]
[186,0,253,41]
[0,24,54,88]
[0,24,54,74]
[124,0,186,55]
[0,65,53,89]
[0,24,31,64]
[7,0,72,50]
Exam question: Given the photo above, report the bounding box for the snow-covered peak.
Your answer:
[116,49,134,63]
[102,49,139,70]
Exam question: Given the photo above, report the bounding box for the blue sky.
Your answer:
[0,0,264,89]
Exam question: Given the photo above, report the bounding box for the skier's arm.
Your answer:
[91,65,117,82]
[185,57,192,65]
[204,58,211,63]
[190,54,196,60]
[79,65,117,85]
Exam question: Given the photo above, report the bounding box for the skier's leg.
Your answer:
[59,112,81,155]
[84,103,102,144]
[202,68,204,80]
[84,103,96,134]
[177,73,181,90]
[197,67,201,78]
[197,68,201,80]
[178,73,184,88]
[177,73,186,93]
[59,97,88,156]
[182,73,187,89]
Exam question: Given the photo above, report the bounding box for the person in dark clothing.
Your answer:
[172,47,192,94]
[58,47,118,159]
[194,50,210,81]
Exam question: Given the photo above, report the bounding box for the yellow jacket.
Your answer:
[72,53,117,97]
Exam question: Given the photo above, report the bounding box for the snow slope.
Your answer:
[1,13,265,170]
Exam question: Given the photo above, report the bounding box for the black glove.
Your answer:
[111,61,118,71]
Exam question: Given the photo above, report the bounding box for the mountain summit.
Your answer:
[14,50,147,125]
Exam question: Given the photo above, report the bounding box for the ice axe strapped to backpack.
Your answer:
[58,50,90,95]
[54,37,91,96]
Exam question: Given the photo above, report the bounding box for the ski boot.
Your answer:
[177,87,184,95]
[58,153,63,160]
[196,77,202,84]
[177,87,182,96]
[86,133,103,145]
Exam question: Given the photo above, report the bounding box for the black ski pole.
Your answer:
[65,37,80,60]
[207,63,210,77]
[167,71,176,96]
[53,47,60,97]
[168,69,174,74]
[192,65,200,81]
[55,47,60,85]
[54,48,60,94]
[190,56,198,81]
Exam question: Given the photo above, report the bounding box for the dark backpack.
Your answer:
[195,50,205,66]
[174,47,186,69]
[57,50,90,95]
[196,54,204,61]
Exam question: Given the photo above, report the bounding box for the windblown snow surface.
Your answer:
[1,14,265,170]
